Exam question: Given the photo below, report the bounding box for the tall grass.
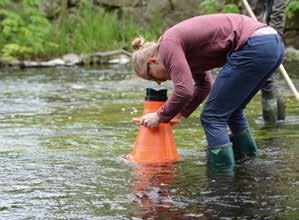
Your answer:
[46,5,160,57]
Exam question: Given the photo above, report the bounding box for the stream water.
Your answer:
[0,63,298,219]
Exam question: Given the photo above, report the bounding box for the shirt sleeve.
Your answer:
[157,40,194,122]
[180,70,212,118]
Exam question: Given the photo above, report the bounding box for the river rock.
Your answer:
[171,0,203,15]
[93,0,141,7]
[68,0,78,7]
[284,31,299,50]
[39,0,78,18]
[39,0,62,18]
[62,53,82,65]
[41,58,65,67]
[108,54,130,65]
[21,59,65,67]
[88,50,131,65]
[146,0,172,14]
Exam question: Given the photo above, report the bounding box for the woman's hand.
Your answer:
[140,112,160,128]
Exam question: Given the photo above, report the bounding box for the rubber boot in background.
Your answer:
[277,89,286,121]
[262,95,277,125]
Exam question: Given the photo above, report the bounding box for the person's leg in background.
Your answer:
[245,0,287,124]
[261,71,286,124]
[267,0,288,122]
[261,75,277,123]
[201,34,284,171]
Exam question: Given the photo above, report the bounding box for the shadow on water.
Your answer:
[0,62,298,219]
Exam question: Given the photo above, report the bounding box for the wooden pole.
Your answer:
[242,0,299,100]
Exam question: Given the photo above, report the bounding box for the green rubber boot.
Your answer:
[277,90,286,121]
[230,129,258,164]
[262,97,277,125]
[207,143,235,173]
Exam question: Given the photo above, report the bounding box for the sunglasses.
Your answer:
[147,62,154,80]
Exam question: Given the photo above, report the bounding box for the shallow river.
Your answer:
[0,64,298,219]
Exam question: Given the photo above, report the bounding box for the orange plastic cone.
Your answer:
[126,88,180,164]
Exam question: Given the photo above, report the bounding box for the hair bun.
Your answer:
[131,37,145,50]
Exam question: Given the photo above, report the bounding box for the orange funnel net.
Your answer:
[127,88,180,164]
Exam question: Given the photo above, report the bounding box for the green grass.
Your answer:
[45,6,160,58]
[0,2,161,60]
[1,0,298,60]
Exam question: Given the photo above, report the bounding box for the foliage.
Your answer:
[222,4,240,13]
[199,0,221,14]
[0,0,56,61]
[0,0,160,60]
[0,0,10,7]
[1,0,298,61]
[199,0,240,15]
[47,4,159,56]
[199,0,299,20]
[1,44,32,61]
[287,0,299,18]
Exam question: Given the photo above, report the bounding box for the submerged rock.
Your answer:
[39,0,62,18]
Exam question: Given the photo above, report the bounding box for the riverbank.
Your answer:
[0,50,132,68]
[0,1,159,62]
[1,0,299,63]
[1,47,299,69]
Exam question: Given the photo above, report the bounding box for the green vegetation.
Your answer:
[47,3,161,57]
[0,0,159,61]
[0,0,298,61]
[0,0,54,60]
[199,0,299,17]
[287,0,299,18]
[198,0,240,14]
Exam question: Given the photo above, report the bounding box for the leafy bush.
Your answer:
[222,3,240,13]
[0,0,56,61]
[0,0,10,7]
[199,0,240,15]
[287,0,299,18]
[0,0,160,60]
[48,4,159,56]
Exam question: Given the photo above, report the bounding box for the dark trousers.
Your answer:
[261,74,276,99]
[200,34,284,147]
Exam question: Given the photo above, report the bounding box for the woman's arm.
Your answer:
[181,70,212,118]
[157,40,195,122]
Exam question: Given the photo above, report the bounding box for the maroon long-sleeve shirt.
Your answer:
[157,13,266,122]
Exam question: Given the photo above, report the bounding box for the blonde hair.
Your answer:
[131,37,158,77]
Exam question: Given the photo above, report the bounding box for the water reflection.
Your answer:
[129,163,224,219]
[130,164,178,219]
[0,65,298,219]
